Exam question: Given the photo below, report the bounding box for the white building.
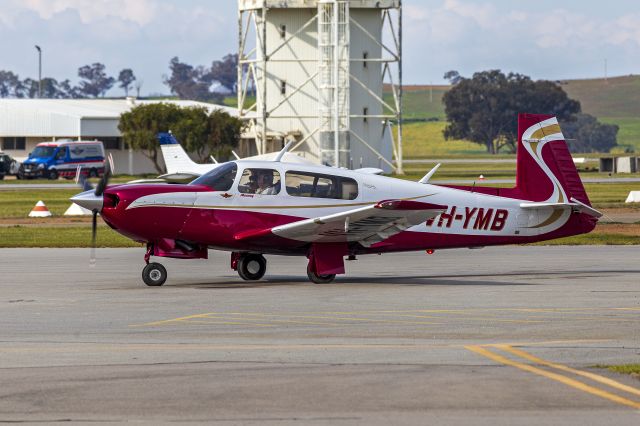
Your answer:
[238,0,403,172]
[0,98,240,175]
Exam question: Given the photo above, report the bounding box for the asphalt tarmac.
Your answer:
[1,246,639,424]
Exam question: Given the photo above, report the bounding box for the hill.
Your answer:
[385,75,640,153]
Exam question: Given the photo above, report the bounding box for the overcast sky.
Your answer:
[1,0,638,96]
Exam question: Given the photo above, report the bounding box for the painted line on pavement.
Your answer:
[465,344,640,410]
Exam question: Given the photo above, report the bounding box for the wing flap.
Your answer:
[268,199,447,245]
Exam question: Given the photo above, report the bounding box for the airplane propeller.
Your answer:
[72,155,113,266]
[89,154,114,265]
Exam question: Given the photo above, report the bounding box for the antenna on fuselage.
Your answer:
[209,155,218,164]
[418,163,441,184]
[231,150,241,160]
[274,141,294,162]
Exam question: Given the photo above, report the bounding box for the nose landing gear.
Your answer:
[142,262,167,286]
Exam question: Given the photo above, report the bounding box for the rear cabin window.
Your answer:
[190,162,237,191]
[285,171,358,200]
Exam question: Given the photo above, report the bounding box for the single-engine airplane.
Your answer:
[71,113,601,286]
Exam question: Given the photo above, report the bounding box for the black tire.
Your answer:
[307,264,336,284]
[142,262,167,286]
[0,174,4,180]
[237,254,267,281]
[48,170,58,180]
[88,168,98,178]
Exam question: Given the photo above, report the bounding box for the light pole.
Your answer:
[35,45,42,98]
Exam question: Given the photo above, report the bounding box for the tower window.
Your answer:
[363,51,368,68]
[280,24,286,39]
[281,80,287,95]
[363,107,368,123]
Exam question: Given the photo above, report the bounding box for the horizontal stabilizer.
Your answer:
[520,199,602,218]
[158,172,202,180]
[354,167,384,175]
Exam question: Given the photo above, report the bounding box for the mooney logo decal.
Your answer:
[426,206,508,231]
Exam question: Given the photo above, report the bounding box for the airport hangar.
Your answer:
[0,98,242,175]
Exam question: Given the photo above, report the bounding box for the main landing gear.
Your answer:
[306,264,336,284]
[233,253,267,281]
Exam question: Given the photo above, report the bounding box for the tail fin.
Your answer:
[157,132,200,174]
[515,113,591,206]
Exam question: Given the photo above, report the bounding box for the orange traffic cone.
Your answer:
[29,200,52,217]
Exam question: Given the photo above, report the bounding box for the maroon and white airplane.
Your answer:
[71,113,601,286]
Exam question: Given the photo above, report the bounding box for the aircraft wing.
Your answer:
[235,200,447,247]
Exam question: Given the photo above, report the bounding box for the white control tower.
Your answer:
[237,0,403,173]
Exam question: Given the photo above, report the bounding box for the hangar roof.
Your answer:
[0,98,242,138]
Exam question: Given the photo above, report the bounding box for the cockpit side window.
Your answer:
[190,162,237,191]
[238,168,281,195]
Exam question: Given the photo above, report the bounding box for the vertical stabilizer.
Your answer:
[515,113,591,205]
[157,133,200,174]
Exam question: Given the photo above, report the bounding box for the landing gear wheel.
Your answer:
[307,264,336,284]
[237,254,267,281]
[142,262,167,286]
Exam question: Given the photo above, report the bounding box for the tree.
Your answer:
[20,78,39,98]
[118,103,242,173]
[206,109,243,160]
[119,103,185,173]
[210,53,238,94]
[58,79,81,98]
[0,71,22,97]
[442,70,581,153]
[77,63,115,97]
[443,70,462,85]
[561,113,618,153]
[163,57,222,103]
[117,69,136,96]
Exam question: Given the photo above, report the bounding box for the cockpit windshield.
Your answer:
[190,162,237,191]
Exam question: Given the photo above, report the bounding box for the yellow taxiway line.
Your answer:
[465,344,640,410]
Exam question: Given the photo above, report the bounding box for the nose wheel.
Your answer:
[142,262,167,286]
[237,253,267,281]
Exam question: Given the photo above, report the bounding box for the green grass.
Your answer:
[0,226,140,248]
[594,364,640,376]
[0,189,80,218]
[383,86,447,121]
[0,174,158,185]
[534,233,640,246]
[402,122,487,157]
[599,117,640,153]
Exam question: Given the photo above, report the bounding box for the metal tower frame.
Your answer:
[237,0,403,173]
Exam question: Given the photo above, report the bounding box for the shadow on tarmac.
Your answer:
[169,269,640,289]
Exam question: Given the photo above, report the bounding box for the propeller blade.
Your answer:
[90,210,97,266]
[94,155,112,197]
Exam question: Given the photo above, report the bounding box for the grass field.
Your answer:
[0,225,140,248]
[0,222,635,248]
